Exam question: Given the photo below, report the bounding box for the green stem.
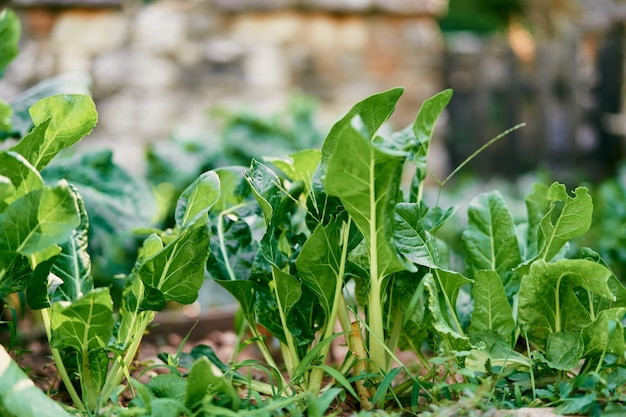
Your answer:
[368,278,387,373]
[247,322,293,396]
[367,150,388,374]
[41,308,85,412]
[98,311,153,409]
[217,203,253,281]
[271,269,301,381]
[441,123,525,187]
[555,274,564,334]
[308,219,352,395]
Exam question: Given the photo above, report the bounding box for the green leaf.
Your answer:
[581,308,626,358]
[211,166,251,214]
[8,73,93,140]
[524,182,550,259]
[112,278,154,352]
[245,160,280,224]
[545,331,584,371]
[424,272,470,348]
[409,89,453,183]
[465,343,530,374]
[462,191,522,276]
[469,270,515,345]
[185,356,240,410]
[538,183,593,261]
[394,203,437,268]
[0,150,44,203]
[51,185,93,302]
[11,94,97,171]
[0,345,72,417]
[266,149,322,193]
[273,266,302,318]
[0,9,20,76]
[580,247,626,312]
[50,287,114,352]
[175,170,220,229]
[323,88,407,277]
[296,223,341,319]
[51,288,114,410]
[0,180,80,255]
[215,279,256,318]
[0,175,15,204]
[518,258,614,350]
[149,374,187,402]
[26,254,59,309]
[0,98,12,134]
[138,225,211,305]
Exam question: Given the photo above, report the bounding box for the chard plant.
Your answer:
[2,6,626,415]
[205,86,626,414]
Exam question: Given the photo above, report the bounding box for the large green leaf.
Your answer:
[323,88,407,278]
[138,226,211,306]
[11,94,97,171]
[175,170,220,229]
[0,346,72,417]
[538,183,593,261]
[462,191,522,276]
[0,9,20,77]
[0,180,80,256]
[296,223,341,319]
[518,258,614,350]
[469,270,515,345]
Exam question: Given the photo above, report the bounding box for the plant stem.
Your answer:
[367,150,388,375]
[247,323,293,396]
[98,311,153,409]
[270,269,301,381]
[217,202,253,281]
[350,321,373,411]
[441,123,525,187]
[41,308,85,412]
[308,219,352,395]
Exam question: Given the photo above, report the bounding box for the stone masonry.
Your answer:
[0,0,449,175]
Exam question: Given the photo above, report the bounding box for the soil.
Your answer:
[5,308,569,417]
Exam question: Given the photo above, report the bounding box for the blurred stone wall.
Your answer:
[0,0,449,174]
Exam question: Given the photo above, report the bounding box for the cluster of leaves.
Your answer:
[0,9,287,417]
[200,82,626,415]
[3,7,626,416]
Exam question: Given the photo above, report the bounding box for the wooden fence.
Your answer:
[441,24,625,184]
